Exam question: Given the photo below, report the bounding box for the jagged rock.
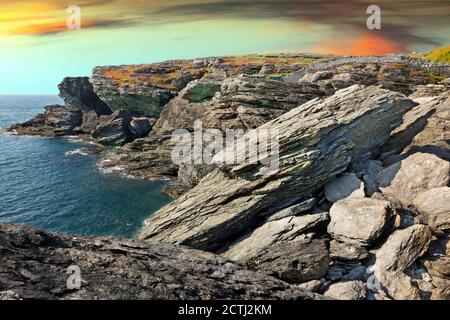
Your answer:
[378,272,422,300]
[203,76,326,130]
[404,93,450,161]
[58,77,112,115]
[92,110,133,146]
[329,240,368,261]
[373,225,432,276]
[413,187,450,230]
[324,173,365,203]
[343,266,369,281]
[380,92,450,165]
[0,291,21,300]
[174,163,216,191]
[222,213,329,263]
[324,281,367,300]
[266,198,317,222]
[90,61,207,116]
[378,153,450,207]
[410,84,448,101]
[244,239,330,284]
[138,85,416,251]
[431,286,450,300]
[422,234,450,294]
[328,198,395,246]
[221,213,329,283]
[182,76,222,102]
[0,223,320,300]
[9,105,82,137]
[74,110,99,134]
[297,279,326,293]
[130,118,152,139]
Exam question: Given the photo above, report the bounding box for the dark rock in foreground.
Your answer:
[0,223,320,300]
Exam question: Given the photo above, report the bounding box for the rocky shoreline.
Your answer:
[3,53,450,300]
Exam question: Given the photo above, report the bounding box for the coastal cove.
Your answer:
[0,95,171,238]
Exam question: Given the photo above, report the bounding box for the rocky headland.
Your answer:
[4,51,450,300]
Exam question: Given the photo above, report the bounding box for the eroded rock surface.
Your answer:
[0,223,320,300]
[138,85,416,251]
[328,198,395,246]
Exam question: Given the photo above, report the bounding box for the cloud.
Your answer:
[152,0,449,50]
[5,19,132,36]
[0,0,448,53]
[315,32,405,55]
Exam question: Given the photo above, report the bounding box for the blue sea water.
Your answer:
[0,95,172,238]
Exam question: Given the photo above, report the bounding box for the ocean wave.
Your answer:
[65,148,91,156]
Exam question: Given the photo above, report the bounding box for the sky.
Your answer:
[0,0,449,94]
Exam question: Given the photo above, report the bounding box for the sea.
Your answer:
[0,95,172,238]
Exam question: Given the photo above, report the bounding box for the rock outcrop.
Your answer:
[58,77,112,115]
[92,109,134,146]
[377,153,450,207]
[9,105,82,136]
[373,224,432,276]
[138,85,416,251]
[413,187,450,231]
[6,53,450,300]
[0,223,320,300]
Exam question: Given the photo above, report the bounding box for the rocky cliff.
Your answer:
[6,53,450,300]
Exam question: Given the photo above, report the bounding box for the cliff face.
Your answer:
[5,52,450,300]
[89,54,325,117]
[58,77,112,116]
[0,223,319,300]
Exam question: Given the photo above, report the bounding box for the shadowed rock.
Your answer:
[0,223,321,300]
[138,85,416,252]
[58,77,112,115]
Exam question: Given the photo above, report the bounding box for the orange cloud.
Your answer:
[315,32,405,56]
[6,19,122,36]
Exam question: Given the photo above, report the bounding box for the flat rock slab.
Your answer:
[245,239,330,284]
[0,223,320,300]
[413,187,450,231]
[328,198,395,246]
[374,224,432,277]
[222,213,329,262]
[378,152,450,207]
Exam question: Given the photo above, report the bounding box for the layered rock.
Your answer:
[373,224,432,276]
[221,213,330,283]
[413,187,450,231]
[58,77,112,115]
[138,85,416,251]
[92,109,134,146]
[377,153,450,207]
[0,223,320,300]
[380,91,449,164]
[9,105,82,137]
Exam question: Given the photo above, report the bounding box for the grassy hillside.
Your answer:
[421,46,450,63]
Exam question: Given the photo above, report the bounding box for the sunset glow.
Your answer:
[0,0,449,93]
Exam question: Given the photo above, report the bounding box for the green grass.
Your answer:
[421,46,450,63]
